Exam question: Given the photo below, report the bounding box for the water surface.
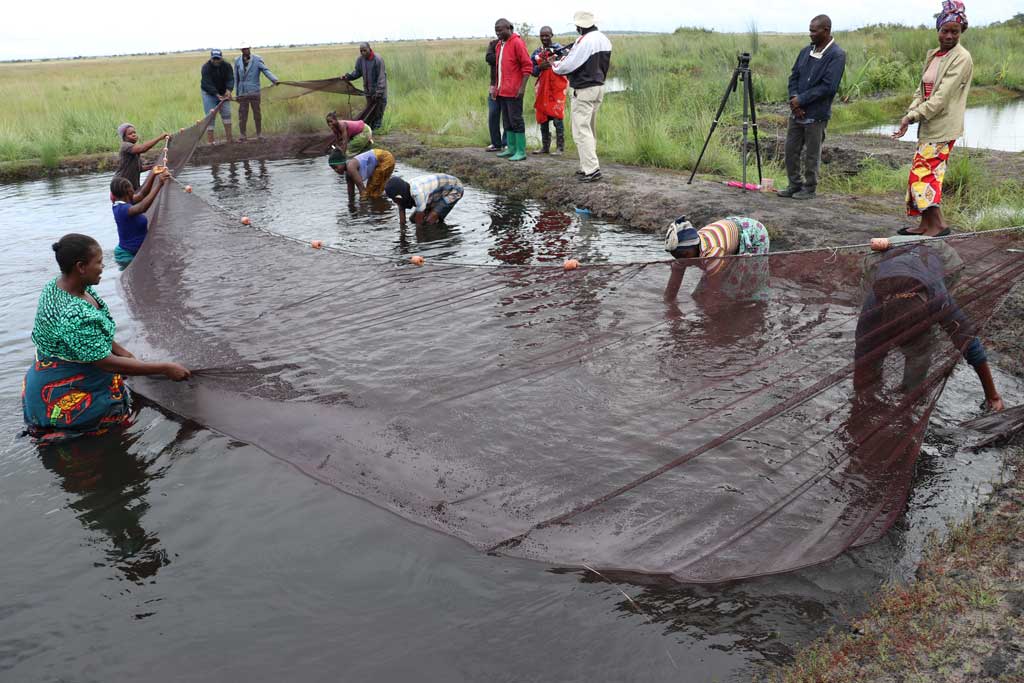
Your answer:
[862,98,1024,152]
[0,163,1017,682]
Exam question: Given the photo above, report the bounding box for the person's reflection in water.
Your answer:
[38,430,170,584]
[487,197,534,264]
[532,209,572,262]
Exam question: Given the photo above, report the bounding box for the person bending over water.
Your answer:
[663,216,771,302]
[22,234,191,444]
[384,174,464,226]
[110,172,170,266]
[326,111,373,158]
[330,148,396,199]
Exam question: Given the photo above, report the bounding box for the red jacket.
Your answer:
[495,34,532,98]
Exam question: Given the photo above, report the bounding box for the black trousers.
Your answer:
[784,118,828,192]
[497,95,525,134]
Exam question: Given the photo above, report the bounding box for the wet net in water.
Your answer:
[123,112,1024,583]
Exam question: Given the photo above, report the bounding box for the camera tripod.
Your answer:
[687,53,763,188]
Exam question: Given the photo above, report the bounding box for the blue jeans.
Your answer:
[487,95,506,148]
[201,92,232,123]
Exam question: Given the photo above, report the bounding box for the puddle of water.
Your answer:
[862,98,1024,152]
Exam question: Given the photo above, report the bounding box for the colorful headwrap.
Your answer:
[936,0,968,31]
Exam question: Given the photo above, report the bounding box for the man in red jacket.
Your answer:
[493,18,534,161]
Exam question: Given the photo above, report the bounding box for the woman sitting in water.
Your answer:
[330,148,396,199]
[326,111,373,158]
[663,216,771,302]
[110,172,170,266]
[22,234,190,443]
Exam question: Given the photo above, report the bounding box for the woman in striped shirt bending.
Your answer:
[663,216,770,302]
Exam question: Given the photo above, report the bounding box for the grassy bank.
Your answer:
[2,24,1022,226]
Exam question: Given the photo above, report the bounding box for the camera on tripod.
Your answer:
[737,52,751,69]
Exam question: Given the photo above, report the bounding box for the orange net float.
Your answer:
[240,217,251,225]
[184,185,193,193]
[410,255,425,266]
[563,259,580,270]
[311,240,324,249]
[870,238,891,252]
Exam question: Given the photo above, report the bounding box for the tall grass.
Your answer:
[0,24,1021,172]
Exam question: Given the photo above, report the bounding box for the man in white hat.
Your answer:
[550,11,612,183]
[234,44,279,142]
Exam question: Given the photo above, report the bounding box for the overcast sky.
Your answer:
[1,0,1014,60]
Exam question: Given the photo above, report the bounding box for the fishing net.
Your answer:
[123,112,1024,583]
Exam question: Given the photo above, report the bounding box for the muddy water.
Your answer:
[863,98,1024,152]
[1,164,1019,682]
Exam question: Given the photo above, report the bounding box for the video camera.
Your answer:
[737,52,752,68]
[551,44,572,59]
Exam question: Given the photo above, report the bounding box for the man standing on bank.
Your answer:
[551,11,612,183]
[201,49,235,145]
[341,43,388,130]
[234,44,279,142]
[493,19,534,162]
[779,15,846,200]
[531,26,568,155]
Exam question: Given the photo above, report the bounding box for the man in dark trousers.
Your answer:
[530,26,568,155]
[341,43,388,130]
[780,15,846,200]
[201,49,235,145]
[492,18,534,162]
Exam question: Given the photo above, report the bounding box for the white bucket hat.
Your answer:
[573,11,596,28]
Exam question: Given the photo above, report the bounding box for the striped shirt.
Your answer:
[698,220,740,275]
[408,174,463,214]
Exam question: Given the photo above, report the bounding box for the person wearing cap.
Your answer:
[384,174,464,226]
[550,11,612,182]
[201,49,235,145]
[663,216,770,302]
[341,43,388,130]
[331,148,396,199]
[114,123,169,191]
[234,45,279,142]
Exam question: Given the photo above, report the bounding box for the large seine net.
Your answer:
[122,110,1024,582]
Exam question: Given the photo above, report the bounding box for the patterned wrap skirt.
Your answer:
[22,353,132,444]
[365,150,396,198]
[907,140,955,216]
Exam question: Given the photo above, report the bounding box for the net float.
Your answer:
[870,238,891,252]
[563,259,580,270]
[311,240,324,249]
[184,185,193,193]
[410,255,425,266]
[241,216,251,225]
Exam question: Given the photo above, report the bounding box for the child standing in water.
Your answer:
[109,171,170,266]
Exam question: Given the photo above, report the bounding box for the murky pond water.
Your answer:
[862,98,1024,152]
[0,161,1018,682]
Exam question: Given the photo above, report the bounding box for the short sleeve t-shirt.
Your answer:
[355,150,379,182]
[343,120,366,136]
[112,201,149,254]
[115,141,142,190]
[31,279,116,363]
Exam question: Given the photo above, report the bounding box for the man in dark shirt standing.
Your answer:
[341,43,388,130]
[201,49,235,144]
[552,11,612,183]
[780,15,846,200]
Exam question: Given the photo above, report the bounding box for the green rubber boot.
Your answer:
[509,132,527,161]
[496,134,515,158]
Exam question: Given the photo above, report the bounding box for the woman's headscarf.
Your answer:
[936,0,968,31]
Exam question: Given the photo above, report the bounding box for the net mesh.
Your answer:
[123,112,1024,583]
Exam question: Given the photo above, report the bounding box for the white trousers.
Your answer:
[570,85,605,174]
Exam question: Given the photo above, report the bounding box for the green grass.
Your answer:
[1,25,1022,224]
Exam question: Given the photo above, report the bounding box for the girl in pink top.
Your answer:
[326,111,374,156]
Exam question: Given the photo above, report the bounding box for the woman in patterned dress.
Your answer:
[892,0,973,237]
[662,216,771,303]
[22,234,190,443]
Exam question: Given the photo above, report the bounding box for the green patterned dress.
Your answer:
[22,279,132,442]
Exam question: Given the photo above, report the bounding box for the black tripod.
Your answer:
[687,52,763,188]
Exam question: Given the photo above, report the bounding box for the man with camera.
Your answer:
[530,26,568,155]
[780,15,846,201]
[551,11,612,183]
